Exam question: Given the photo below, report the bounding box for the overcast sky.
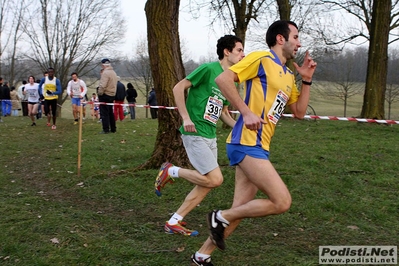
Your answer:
[119,0,372,61]
[120,0,228,61]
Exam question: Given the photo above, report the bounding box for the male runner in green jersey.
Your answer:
[154,35,245,236]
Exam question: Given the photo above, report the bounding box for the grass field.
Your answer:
[0,114,398,265]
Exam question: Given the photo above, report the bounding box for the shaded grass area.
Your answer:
[0,116,398,265]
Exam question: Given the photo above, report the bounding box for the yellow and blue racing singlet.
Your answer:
[226,50,300,151]
[43,76,58,100]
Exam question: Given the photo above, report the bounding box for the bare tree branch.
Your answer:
[20,0,126,108]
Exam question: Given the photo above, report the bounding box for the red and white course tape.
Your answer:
[69,101,399,125]
[281,114,399,125]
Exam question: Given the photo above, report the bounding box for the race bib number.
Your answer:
[204,96,223,124]
[28,90,36,97]
[267,90,288,124]
[73,86,83,95]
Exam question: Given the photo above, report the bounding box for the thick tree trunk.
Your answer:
[232,0,247,44]
[141,0,191,169]
[360,0,391,119]
[277,0,295,71]
[276,0,292,21]
[222,0,249,128]
[277,0,294,115]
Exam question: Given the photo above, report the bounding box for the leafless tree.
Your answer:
[385,84,399,119]
[186,0,274,46]
[322,81,363,117]
[317,0,399,45]
[385,47,399,119]
[20,0,125,115]
[186,0,321,49]
[126,36,153,118]
[3,0,26,86]
[185,0,320,120]
[0,0,35,85]
[0,0,11,75]
[360,0,391,119]
[318,0,396,119]
[313,49,364,116]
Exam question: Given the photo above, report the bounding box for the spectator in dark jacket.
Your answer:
[126,82,138,120]
[114,78,126,121]
[0,77,3,120]
[1,81,11,116]
[148,87,158,119]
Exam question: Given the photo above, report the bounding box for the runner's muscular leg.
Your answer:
[178,167,223,188]
[73,104,78,119]
[45,101,51,124]
[197,165,258,255]
[174,167,224,217]
[175,185,212,218]
[221,156,291,222]
[32,104,39,115]
[28,104,34,121]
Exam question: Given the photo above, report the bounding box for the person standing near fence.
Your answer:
[114,77,126,122]
[2,82,11,117]
[90,93,100,120]
[0,77,3,120]
[126,83,137,120]
[98,58,118,134]
[148,87,157,119]
[18,80,28,116]
[10,86,21,116]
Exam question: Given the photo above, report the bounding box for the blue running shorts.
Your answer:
[226,144,270,166]
[71,98,82,106]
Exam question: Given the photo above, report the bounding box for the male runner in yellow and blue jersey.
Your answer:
[38,67,62,130]
[190,20,317,266]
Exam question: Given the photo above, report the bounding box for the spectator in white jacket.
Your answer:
[17,80,28,116]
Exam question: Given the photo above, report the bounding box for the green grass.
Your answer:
[0,116,398,265]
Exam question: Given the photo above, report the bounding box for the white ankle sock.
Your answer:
[168,213,183,225]
[195,252,210,261]
[217,210,230,225]
[168,166,180,178]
